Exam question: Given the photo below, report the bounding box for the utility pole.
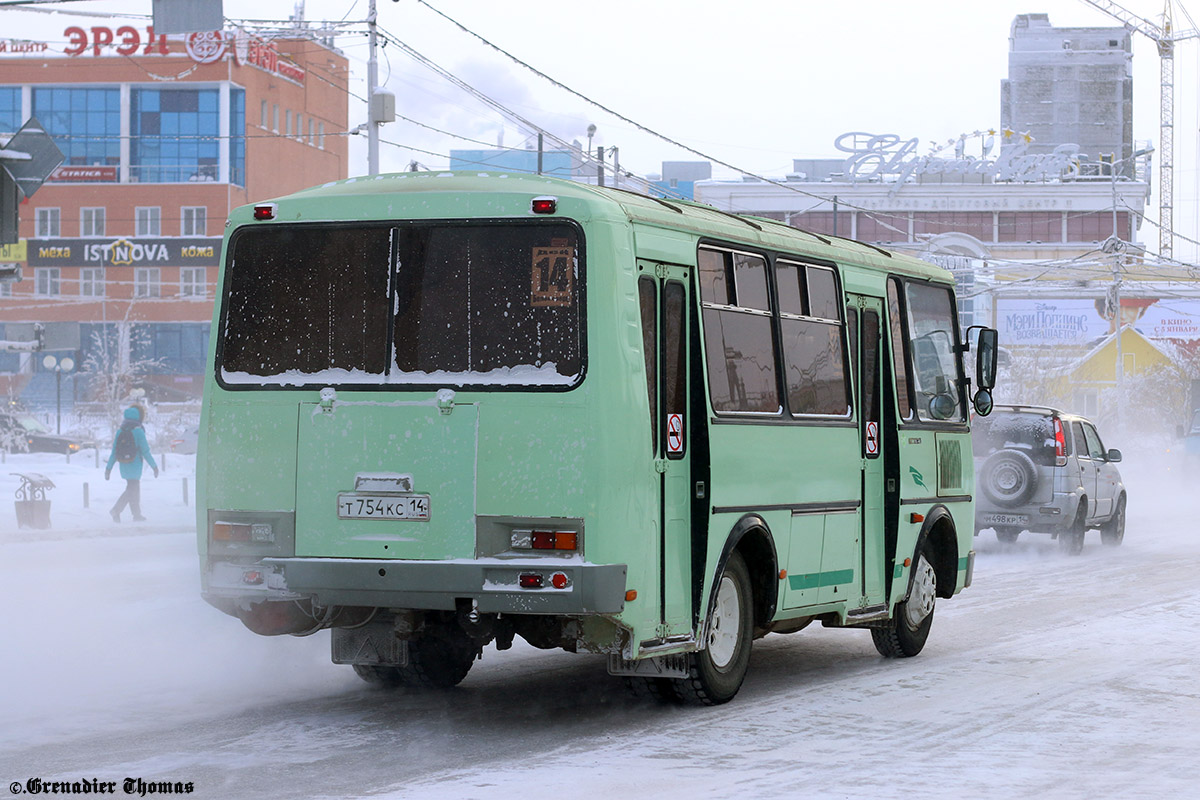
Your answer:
[367,0,379,176]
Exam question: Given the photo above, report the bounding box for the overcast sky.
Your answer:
[5,0,1200,254]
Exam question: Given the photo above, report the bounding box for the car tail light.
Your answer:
[1053,418,1067,466]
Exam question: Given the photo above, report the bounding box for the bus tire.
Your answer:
[623,676,681,703]
[351,664,405,687]
[1100,496,1126,547]
[677,551,753,706]
[400,625,478,688]
[872,541,936,658]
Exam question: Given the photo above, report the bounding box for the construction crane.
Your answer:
[1081,1,1200,258]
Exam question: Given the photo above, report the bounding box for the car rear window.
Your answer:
[972,411,1060,466]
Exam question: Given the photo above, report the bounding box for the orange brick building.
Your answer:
[0,24,349,405]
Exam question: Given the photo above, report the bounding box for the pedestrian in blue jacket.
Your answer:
[105,405,159,522]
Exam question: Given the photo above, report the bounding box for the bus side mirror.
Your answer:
[975,328,998,390]
[972,388,994,417]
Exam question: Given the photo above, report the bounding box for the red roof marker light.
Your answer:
[253,203,277,221]
[531,196,557,214]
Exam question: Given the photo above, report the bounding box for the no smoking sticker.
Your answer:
[667,413,684,454]
[865,420,880,456]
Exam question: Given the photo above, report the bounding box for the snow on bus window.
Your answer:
[218,222,582,388]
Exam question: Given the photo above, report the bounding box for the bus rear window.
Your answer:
[219,222,583,388]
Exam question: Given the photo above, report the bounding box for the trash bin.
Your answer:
[13,472,54,530]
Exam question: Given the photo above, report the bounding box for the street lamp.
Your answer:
[41,354,74,434]
[1104,146,1154,432]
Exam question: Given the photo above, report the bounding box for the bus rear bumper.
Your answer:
[208,557,629,616]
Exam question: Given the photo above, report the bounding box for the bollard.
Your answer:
[66,450,71,465]
[182,477,189,507]
[161,452,167,472]
[83,482,89,509]
[94,447,100,468]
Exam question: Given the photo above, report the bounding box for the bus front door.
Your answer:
[848,295,888,607]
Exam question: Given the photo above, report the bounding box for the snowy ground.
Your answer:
[0,448,1197,799]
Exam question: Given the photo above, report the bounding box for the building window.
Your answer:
[308,117,314,145]
[134,267,161,298]
[998,212,1063,243]
[181,267,206,298]
[181,206,207,236]
[273,104,279,133]
[81,207,105,237]
[35,267,61,296]
[130,89,219,183]
[0,87,20,132]
[230,88,245,187]
[136,207,161,237]
[295,113,303,140]
[285,109,292,137]
[35,208,61,238]
[32,87,121,168]
[913,212,994,243]
[318,122,325,149]
[856,212,910,243]
[80,267,104,297]
[0,282,11,298]
[1068,211,1128,242]
[260,99,268,128]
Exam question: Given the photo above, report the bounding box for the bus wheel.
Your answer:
[401,625,478,688]
[872,543,936,658]
[1059,506,1087,556]
[678,551,753,706]
[1100,496,1126,547]
[351,664,404,687]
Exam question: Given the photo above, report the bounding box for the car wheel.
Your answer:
[994,527,1021,544]
[676,551,753,706]
[1059,505,1087,556]
[1101,496,1126,547]
[981,449,1039,507]
[872,540,937,658]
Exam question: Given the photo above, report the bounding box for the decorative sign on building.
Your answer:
[16,25,308,85]
[997,297,1200,344]
[25,237,221,267]
[46,166,119,183]
[834,130,1083,195]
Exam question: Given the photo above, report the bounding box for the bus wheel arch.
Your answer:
[712,515,778,630]
[917,507,959,600]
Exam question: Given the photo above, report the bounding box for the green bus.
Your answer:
[198,172,998,705]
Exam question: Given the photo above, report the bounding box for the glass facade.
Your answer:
[131,88,219,183]
[32,87,121,166]
[0,87,20,132]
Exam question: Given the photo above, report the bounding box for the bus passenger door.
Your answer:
[848,295,888,607]
[639,264,693,638]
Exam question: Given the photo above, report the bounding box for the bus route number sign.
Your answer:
[667,413,684,454]
[865,421,880,456]
[531,246,574,307]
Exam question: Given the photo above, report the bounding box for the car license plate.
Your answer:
[337,493,431,521]
[983,513,1028,526]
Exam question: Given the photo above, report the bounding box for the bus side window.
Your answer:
[778,260,848,417]
[699,247,780,415]
[887,277,914,420]
[639,276,658,453]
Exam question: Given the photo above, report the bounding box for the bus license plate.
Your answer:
[983,513,1027,526]
[337,493,431,521]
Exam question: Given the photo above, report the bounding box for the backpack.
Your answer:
[114,427,139,464]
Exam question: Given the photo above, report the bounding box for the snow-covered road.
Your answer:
[1,451,1197,799]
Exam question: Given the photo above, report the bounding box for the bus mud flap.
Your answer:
[607,653,689,679]
[331,619,409,666]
